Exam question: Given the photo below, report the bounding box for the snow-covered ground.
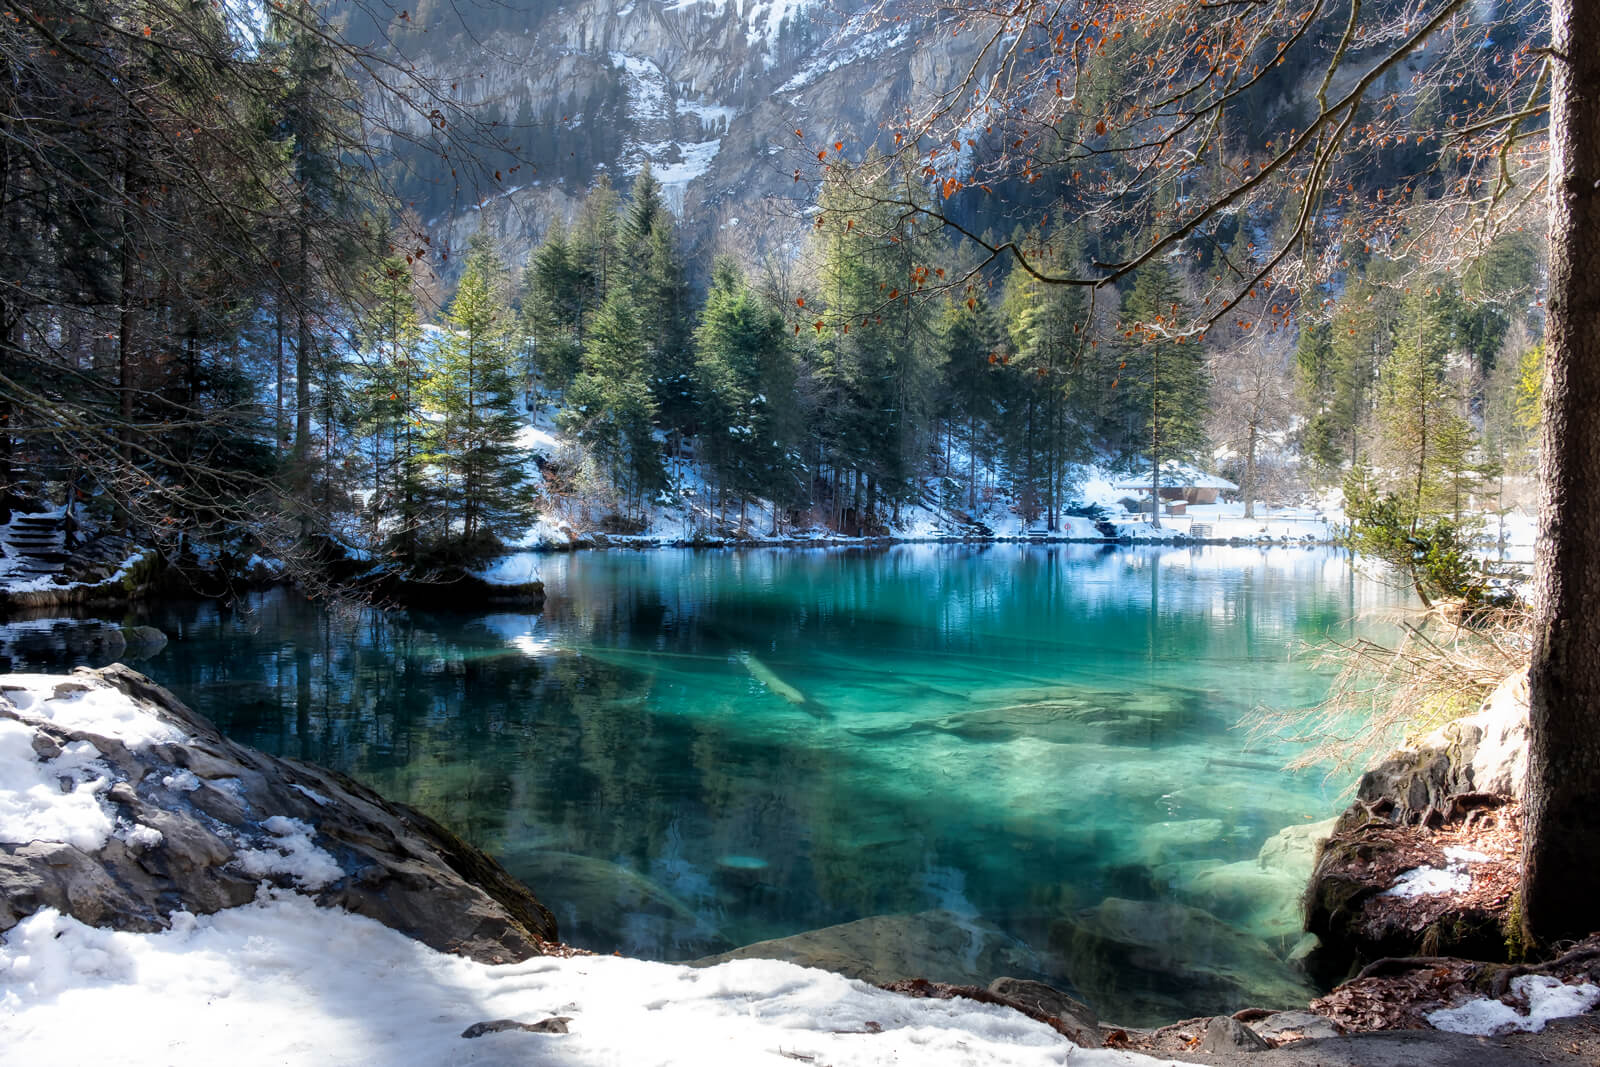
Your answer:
[501,404,1549,573]
[0,672,1177,1067]
[3,893,1190,1067]
[508,407,1346,552]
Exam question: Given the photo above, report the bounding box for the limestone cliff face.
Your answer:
[387,0,980,269]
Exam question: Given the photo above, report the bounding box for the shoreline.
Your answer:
[515,530,1341,552]
[2,535,1346,613]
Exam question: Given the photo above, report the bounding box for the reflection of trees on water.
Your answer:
[112,546,1405,965]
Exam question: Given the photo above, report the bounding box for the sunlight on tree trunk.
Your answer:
[1524,0,1600,944]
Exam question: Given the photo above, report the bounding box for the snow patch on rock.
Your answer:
[0,720,115,851]
[1,675,184,748]
[232,816,344,891]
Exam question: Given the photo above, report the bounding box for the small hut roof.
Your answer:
[1111,464,1238,492]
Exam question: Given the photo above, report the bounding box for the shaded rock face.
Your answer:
[1049,897,1316,1026]
[1301,809,1516,986]
[0,666,557,964]
[396,0,990,271]
[0,619,168,673]
[1353,670,1528,826]
[694,910,1047,989]
[1302,674,1528,985]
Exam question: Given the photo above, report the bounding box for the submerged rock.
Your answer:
[0,666,557,964]
[1050,897,1316,1025]
[119,625,168,659]
[497,848,729,960]
[695,910,1046,988]
[1179,817,1338,945]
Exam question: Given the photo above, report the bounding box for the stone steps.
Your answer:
[4,512,69,580]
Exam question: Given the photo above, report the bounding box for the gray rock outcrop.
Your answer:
[0,665,557,964]
[1300,668,1529,983]
[1352,668,1529,825]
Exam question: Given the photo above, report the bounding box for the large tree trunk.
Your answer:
[1523,0,1600,944]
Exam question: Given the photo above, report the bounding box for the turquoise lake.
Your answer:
[9,544,1411,1023]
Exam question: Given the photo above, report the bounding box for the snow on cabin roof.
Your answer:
[1111,464,1238,492]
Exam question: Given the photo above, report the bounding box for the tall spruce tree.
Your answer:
[1112,265,1208,525]
[934,296,1007,512]
[1004,247,1090,528]
[694,258,801,531]
[421,234,531,553]
[354,254,426,556]
[622,166,696,446]
[1374,280,1475,528]
[521,220,587,397]
[561,288,664,515]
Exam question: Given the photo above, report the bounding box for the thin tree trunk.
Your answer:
[295,220,313,539]
[969,413,978,511]
[275,305,286,452]
[1150,349,1162,529]
[117,203,137,534]
[1524,0,1600,944]
[1244,422,1258,519]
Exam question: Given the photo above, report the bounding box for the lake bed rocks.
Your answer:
[1049,897,1318,1026]
[1177,817,1338,945]
[0,665,558,964]
[496,847,730,959]
[695,909,1048,989]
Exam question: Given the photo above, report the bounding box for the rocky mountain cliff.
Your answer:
[375,0,982,273]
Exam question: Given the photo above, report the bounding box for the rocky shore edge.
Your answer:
[5,665,1597,1064]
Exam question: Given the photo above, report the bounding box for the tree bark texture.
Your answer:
[1524,0,1600,944]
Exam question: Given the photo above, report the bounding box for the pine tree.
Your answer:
[354,254,426,556]
[934,296,1007,512]
[520,221,588,398]
[1004,249,1090,528]
[573,175,622,307]
[1295,277,1401,479]
[262,2,371,536]
[1374,279,1474,529]
[622,166,696,445]
[694,258,801,532]
[561,288,663,514]
[1112,265,1208,525]
[421,234,531,554]
[810,161,939,528]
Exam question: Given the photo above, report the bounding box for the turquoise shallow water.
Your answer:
[8,544,1410,1022]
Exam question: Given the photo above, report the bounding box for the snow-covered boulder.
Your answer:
[0,665,557,962]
